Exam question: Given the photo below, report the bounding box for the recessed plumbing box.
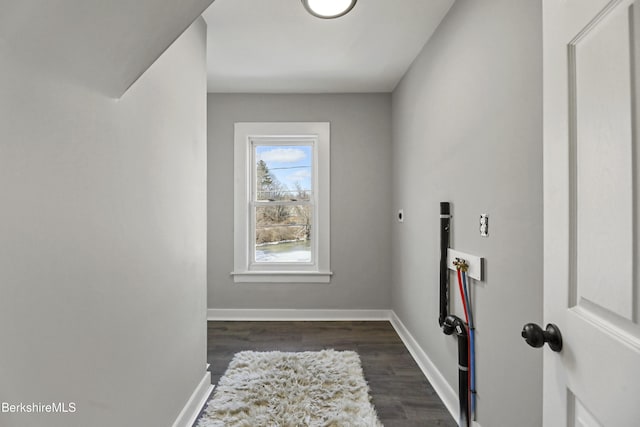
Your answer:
[447,248,484,281]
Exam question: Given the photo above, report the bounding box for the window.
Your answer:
[253,142,313,264]
[232,122,331,283]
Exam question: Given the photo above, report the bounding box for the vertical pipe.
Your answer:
[439,202,451,326]
[457,331,470,427]
[444,315,470,427]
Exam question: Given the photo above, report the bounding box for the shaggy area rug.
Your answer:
[197,349,383,427]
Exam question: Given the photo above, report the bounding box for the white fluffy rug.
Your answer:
[197,349,383,427]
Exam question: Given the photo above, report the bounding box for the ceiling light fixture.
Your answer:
[301,0,357,19]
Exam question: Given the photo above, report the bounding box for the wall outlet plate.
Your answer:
[447,248,484,281]
[480,214,489,237]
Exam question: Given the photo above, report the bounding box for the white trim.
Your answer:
[250,137,317,270]
[171,371,213,427]
[204,308,458,423]
[207,308,391,321]
[389,311,458,422]
[230,271,332,283]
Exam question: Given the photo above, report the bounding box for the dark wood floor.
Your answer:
[196,321,456,427]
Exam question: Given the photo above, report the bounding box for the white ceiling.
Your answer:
[202,0,454,93]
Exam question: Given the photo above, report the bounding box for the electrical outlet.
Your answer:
[480,214,488,237]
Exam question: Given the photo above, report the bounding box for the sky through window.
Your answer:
[256,145,312,193]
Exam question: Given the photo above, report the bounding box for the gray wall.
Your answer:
[208,94,392,310]
[0,20,208,427]
[391,1,543,426]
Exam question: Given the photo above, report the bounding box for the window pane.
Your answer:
[255,145,312,202]
[255,205,312,263]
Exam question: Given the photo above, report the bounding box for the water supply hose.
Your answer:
[454,259,476,424]
[456,268,469,325]
[462,270,476,420]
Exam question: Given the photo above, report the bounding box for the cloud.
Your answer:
[284,169,311,187]
[285,169,311,184]
[258,148,307,163]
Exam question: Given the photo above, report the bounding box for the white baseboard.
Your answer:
[172,370,214,427]
[389,311,458,422]
[207,308,391,321]
[206,308,457,423]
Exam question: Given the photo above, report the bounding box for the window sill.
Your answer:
[230,271,333,283]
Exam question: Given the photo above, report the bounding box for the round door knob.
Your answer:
[521,323,563,352]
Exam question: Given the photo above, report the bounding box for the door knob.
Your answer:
[521,323,563,352]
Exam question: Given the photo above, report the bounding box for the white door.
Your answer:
[543,0,640,425]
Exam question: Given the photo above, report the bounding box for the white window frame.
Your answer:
[250,137,316,269]
[232,122,331,283]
